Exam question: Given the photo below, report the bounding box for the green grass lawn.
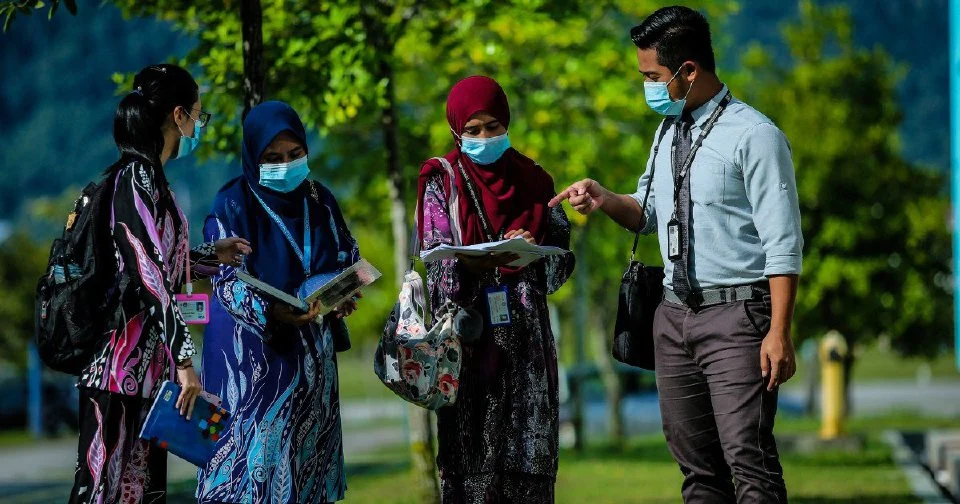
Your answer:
[338,413,958,504]
[338,354,395,402]
[0,429,33,448]
[848,347,959,382]
[341,438,919,503]
[192,350,960,502]
[337,344,960,404]
[790,343,959,386]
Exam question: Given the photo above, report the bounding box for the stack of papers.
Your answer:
[420,238,567,267]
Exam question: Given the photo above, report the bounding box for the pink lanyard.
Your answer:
[183,243,194,296]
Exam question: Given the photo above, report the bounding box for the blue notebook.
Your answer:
[139,380,231,467]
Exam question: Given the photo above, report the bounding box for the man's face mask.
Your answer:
[643,66,694,116]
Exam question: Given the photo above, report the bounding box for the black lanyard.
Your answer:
[458,160,511,283]
[457,160,502,242]
[670,92,732,218]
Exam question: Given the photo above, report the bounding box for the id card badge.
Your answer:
[667,218,681,261]
[175,293,210,325]
[485,285,511,327]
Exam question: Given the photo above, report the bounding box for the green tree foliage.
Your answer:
[733,0,952,356]
[0,0,76,32]
[0,232,48,367]
[2,0,945,372]
[106,0,738,347]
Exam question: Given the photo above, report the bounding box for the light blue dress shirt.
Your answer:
[632,85,803,291]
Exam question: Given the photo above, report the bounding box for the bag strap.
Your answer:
[455,160,499,242]
[631,118,673,260]
[409,157,465,272]
[407,212,421,272]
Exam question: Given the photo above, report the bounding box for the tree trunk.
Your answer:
[581,222,623,448]
[590,311,624,449]
[375,31,440,504]
[358,2,438,499]
[570,227,589,451]
[408,405,439,502]
[240,0,265,120]
[379,62,409,286]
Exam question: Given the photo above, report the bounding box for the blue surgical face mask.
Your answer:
[259,155,310,193]
[175,114,203,159]
[460,132,511,165]
[643,66,693,116]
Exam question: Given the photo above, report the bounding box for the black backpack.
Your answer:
[35,180,117,375]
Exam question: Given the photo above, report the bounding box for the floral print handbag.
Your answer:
[375,270,462,410]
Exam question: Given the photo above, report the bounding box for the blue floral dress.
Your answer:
[195,185,359,504]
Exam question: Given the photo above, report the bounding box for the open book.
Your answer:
[420,237,567,267]
[236,258,381,314]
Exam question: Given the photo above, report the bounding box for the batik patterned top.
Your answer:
[421,173,575,478]
[79,161,218,399]
[196,183,359,503]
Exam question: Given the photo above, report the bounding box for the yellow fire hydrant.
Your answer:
[819,331,848,439]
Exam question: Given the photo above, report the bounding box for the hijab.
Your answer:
[417,76,554,253]
[209,101,356,293]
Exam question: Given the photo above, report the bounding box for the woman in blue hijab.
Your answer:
[196,101,359,503]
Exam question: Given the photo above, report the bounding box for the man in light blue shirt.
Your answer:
[631,88,803,290]
[551,6,801,504]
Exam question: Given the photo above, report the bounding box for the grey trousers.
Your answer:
[654,297,788,504]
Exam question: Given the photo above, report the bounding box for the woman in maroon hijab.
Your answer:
[417,75,575,503]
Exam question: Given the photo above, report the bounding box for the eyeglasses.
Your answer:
[190,108,212,128]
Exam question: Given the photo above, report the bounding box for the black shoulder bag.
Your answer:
[612,120,671,370]
[613,93,732,370]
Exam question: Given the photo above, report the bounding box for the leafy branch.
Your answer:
[1,0,76,32]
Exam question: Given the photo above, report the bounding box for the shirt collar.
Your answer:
[687,84,730,129]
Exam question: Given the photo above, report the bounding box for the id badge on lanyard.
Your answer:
[176,292,210,325]
[667,217,681,261]
[485,284,511,327]
[174,235,210,325]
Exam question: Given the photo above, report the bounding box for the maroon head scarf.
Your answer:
[417,76,554,253]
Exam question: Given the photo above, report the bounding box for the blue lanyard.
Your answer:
[251,188,311,276]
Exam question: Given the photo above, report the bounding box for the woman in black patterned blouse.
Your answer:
[69,64,248,504]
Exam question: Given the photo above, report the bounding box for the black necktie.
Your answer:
[672,114,694,303]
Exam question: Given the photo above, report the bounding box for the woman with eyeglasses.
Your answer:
[69,64,250,504]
